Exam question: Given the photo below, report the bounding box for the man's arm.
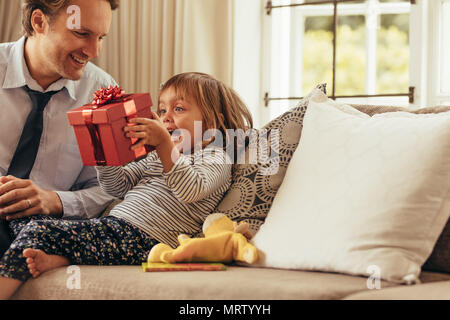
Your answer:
[0,166,115,221]
[56,165,116,220]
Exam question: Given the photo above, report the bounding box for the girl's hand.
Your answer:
[124,113,171,151]
[124,113,180,173]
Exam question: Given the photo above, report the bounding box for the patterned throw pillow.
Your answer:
[215,84,327,234]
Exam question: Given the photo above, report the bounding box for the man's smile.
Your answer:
[69,53,87,66]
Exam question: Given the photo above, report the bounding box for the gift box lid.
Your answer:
[67,93,153,125]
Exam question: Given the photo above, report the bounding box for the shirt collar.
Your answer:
[2,36,77,100]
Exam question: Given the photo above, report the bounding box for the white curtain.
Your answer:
[0,0,23,43]
[0,0,236,104]
[95,0,235,100]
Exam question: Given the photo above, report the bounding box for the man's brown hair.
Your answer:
[22,0,119,37]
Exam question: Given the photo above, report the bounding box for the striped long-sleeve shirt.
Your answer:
[96,146,232,248]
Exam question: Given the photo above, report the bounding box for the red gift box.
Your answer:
[67,86,155,166]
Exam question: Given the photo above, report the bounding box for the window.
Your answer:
[430,0,450,105]
[409,0,450,108]
[441,1,450,94]
[262,0,424,123]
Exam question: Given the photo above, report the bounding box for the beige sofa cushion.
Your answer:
[344,280,450,300]
[13,266,449,300]
[351,104,450,117]
[12,265,400,300]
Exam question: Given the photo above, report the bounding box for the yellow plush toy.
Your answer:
[147,213,258,264]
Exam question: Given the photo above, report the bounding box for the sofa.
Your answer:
[12,85,450,300]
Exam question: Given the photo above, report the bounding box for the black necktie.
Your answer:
[7,86,60,179]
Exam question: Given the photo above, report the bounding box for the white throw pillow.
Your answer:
[251,91,450,284]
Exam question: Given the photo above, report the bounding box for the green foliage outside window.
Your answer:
[302,24,409,95]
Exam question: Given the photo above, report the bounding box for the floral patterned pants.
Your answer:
[0,216,158,282]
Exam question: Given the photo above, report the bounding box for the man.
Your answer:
[0,0,120,256]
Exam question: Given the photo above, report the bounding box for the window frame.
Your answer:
[425,0,450,106]
[409,0,450,108]
[261,0,448,123]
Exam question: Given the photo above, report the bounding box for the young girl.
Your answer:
[0,72,253,299]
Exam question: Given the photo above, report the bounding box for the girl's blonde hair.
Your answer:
[159,72,253,149]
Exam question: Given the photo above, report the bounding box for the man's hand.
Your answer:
[0,176,63,221]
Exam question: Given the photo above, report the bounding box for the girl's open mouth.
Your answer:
[169,129,182,142]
